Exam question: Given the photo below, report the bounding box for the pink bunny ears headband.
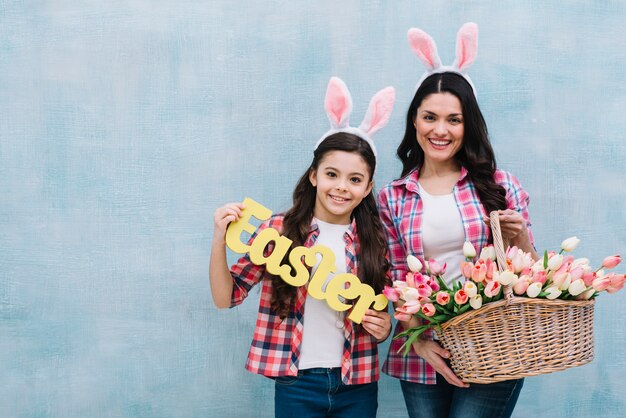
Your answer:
[408,22,479,95]
[314,77,395,160]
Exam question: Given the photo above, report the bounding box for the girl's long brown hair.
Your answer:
[270,133,390,318]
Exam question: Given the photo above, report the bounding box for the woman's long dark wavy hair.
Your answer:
[396,72,506,214]
[270,133,390,318]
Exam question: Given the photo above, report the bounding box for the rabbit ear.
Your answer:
[325,77,353,129]
[453,22,478,72]
[407,28,442,70]
[358,87,395,137]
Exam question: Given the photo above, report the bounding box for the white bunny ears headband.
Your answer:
[408,22,479,95]
[314,77,395,160]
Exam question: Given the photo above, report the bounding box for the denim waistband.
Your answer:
[299,367,341,375]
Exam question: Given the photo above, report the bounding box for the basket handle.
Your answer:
[489,211,514,302]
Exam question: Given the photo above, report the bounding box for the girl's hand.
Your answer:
[213,203,245,241]
[361,309,392,342]
[412,339,469,388]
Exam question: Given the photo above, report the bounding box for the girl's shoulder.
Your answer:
[254,213,287,235]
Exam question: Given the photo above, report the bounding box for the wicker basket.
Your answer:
[434,212,595,384]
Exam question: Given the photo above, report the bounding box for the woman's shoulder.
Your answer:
[493,169,523,189]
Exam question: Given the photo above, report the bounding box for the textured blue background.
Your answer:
[1,1,625,417]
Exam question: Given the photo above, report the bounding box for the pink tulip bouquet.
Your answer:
[385,238,625,356]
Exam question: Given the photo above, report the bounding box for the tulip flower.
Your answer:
[416,283,433,300]
[560,236,580,252]
[392,280,407,291]
[606,273,626,294]
[421,303,436,317]
[568,279,587,296]
[569,266,584,282]
[572,257,591,269]
[435,291,451,305]
[485,259,497,280]
[469,294,483,309]
[402,287,420,302]
[460,261,474,279]
[393,300,421,321]
[552,272,572,291]
[454,289,469,304]
[484,281,502,298]
[405,272,417,288]
[480,245,496,261]
[407,255,423,273]
[531,270,548,285]
[547,254,564,271]
[471,262,487,283]
[592,275,611,292]
[531,260,545,274]
[581,271,596,287]
[505,246,519,259]
[602,255,622,270]
[545,285,562,300]
[428,259,447,276]
[496,270,517,286]
[426,277,440,292]
[527,282,543,298]
[513,277,530,295]
[463,281,478,298]
[576,287,596,300]
[507,248,533,273]
[383,286,401,302]
[463,241,476,259]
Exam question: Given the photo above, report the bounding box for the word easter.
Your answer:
[225,198,389,323]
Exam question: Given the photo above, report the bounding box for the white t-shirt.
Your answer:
[419,184,465,286]
[298,219,348,369]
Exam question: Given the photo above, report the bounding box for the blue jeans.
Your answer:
[274,367,378,418]
[400,374,523,418]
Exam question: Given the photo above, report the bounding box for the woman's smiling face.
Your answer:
[414,92,465,167]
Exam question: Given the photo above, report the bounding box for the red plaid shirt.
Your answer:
[229,215,382,385]
[378,167,534,384]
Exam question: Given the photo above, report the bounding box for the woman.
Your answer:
[379,24,538,418]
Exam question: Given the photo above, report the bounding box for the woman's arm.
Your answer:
[489,171,539,260]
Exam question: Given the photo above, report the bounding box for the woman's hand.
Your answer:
[361,309,392,342]
[485,209,526,241]
[412,339,469,388]
[484,209,538,260]
[213,202,245,242]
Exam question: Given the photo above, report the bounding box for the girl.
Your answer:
[210,77,395,418]
[380,24,537,418]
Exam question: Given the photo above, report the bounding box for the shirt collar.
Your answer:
[393,166,469,194]
[310,217,357,241]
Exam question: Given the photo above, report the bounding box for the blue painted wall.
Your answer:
[1,1,625,417]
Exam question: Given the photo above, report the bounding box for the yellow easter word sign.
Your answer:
[225,197,388,323]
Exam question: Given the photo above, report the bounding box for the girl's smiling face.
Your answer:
[309,150,373,225]
[414,92,465,168]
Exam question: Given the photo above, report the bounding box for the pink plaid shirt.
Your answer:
[229,215,382,385]
[378,167,534,384]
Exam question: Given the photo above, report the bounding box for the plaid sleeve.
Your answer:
[378,186,408,283]
[495,170,534,246]
[229,216,282,307]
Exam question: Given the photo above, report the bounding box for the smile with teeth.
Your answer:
[429,138,452,147]
[329,194,349,203]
